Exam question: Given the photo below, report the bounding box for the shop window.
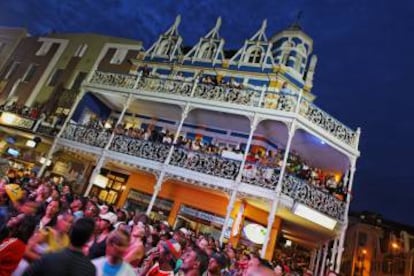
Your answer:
[90,170,128,205]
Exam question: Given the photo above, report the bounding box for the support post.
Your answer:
[84,93,133,196]
[145,104,190,215]
[261,90,303,258]
[336,160,357,273]
[38,89,86,177]
[330,238,339,271]
[219,114,259,245]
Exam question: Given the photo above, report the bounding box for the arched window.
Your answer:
[199,42,216,59]
[245,46,263,64]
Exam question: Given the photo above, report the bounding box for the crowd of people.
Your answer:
[0,161,341,276]
[86,118,346,200]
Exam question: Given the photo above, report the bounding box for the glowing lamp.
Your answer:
[243,223,267,244]
[26,140,36,148]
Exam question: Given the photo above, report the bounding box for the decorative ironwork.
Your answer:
[194,83,260,106]
[282,174,346,221]
[89,71,137,89]
[262,91,298,112]
[61,123,111,148]
[138,77,193,97]
[110,135,170,162]
[241,163,279,189]
[169,147,241,180]
[299,98,357,147]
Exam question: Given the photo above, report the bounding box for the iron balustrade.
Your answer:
[241,162,280,189]
[138,76,193,96]
[87,70,358,148]
[110,134,170,162]
[61,123,111,148]
[281,174,346,221]
[193,83,261,106]
[169,147,242,180]
[89,71,137,89]
[60,123,345,220]
[299,98,357,147]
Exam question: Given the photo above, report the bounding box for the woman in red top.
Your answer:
[0,214,36,276]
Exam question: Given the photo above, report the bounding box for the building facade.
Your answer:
[1,16,361,274]
[342,212,414,276]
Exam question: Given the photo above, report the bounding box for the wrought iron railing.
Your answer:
[262,90,299,112]
[61,123,111,148]
[299,98,357,147]
[169,147,242,180]
[281,174,346,221]
[110,134,170,162]
[89,71,137,89]
[241,162,280,189]
[193,83,261,107]
[138,76,193,97]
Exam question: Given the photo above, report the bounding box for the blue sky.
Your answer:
[1,0,414,225]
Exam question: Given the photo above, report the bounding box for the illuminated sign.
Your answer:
[0,112,35,129]
[243,223,267,244]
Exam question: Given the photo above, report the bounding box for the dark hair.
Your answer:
[13,215,37,243]
[69,217,95,247]
[192,246,209,275]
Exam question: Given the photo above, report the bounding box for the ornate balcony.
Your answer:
[241,162,280,189]
[281,174,346,221]
[87,70,357,148]
[61,123,111,148]
[109,134,170,163]
[89,70,137,89]
[169,147,242,180]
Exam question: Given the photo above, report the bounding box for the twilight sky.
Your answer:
[1,0,414,225]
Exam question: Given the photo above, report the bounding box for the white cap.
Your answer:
[99,212,118,225]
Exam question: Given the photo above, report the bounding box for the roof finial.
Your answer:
[173,15,181,29]
[215,17,222,30]
[260,19,268,33]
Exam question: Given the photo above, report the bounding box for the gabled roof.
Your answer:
[229,19,274,69]
[145,15,183,61]
[184,17,225,65]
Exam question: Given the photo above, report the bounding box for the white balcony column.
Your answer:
[219,189,237,245]
[330,238,339,271]
[320,242,329,276]
[38,89,86,177]
[261,90,302,258]
[146,105,190,215]
[219,114,259,245]
[146,172,163,215]
[84,93,133,197]
[314,246,322,276]
[335,223,348,274]
[133,71,143,90]
[260,121,296,258]
[189,76,200,98]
